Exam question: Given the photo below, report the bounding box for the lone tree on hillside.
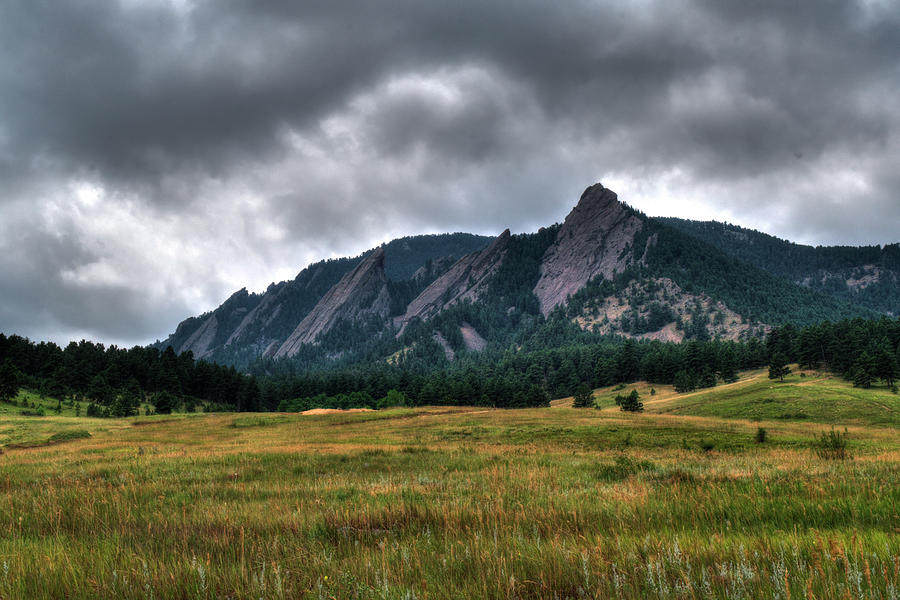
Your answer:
[616,389,643,413]
[768,354,791,382]
[572,384,594,408]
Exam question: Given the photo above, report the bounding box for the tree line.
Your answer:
[0,335,260,415]
[767,318,900,390]
[3,316,900,415]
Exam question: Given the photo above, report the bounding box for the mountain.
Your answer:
[158,183,885,370]
[154,233,493,365]
[659,218,900,316]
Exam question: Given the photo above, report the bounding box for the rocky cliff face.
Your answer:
[223,259,354,359]
[534,183,644,316]
[168,288,260,360]
[275,248,392,357]
[398,229,511,327]
[178,314,218,358]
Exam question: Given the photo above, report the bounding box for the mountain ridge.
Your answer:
[155,233,493,364]
[659,217,900,315]
[157,184,891,370]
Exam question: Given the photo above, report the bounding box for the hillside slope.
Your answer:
[573,367,900,427]
[661,217,900,315]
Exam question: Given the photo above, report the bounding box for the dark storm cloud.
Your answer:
[0,0,898,345]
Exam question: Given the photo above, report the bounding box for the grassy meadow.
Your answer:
[2,368,900,599]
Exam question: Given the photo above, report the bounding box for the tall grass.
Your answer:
[1,404,899,598]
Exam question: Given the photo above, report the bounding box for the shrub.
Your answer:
[48,430,91,443]
[596,455,657,482]
[755,427,768,444]
[699,439,715,452]
[377,389,408,409]
[815,427,849,460]
[86,403,108,418]
[153,391,176,415]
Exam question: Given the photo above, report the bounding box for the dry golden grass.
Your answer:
[2,384,900,599]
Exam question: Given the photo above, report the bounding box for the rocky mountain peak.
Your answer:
[574,182,619,215]
[533,183,644,316]
[565,183,628,237]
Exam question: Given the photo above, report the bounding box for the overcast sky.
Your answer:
[1,0,899,347]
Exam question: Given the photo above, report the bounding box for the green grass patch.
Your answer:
[47,429,92,443]
[659,371,900,426]
[5,428,92,449]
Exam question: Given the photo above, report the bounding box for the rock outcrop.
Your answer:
[225,284,286,349]
[166,288,260,360]
[157,234,493,365]
[178,314,218,359]
[459,322,487,351]
[398,229,511,327]
[275,248,392,357]
[534,183,643,315]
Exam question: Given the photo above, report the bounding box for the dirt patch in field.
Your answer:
[132,419,177,427]
[301,408,375,415]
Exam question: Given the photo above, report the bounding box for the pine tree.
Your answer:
[572,384,594,408]
[616,339,640,383]
[699,367,718,389]
[0,360,21,403]
[852,352,876,389]
[618,389,643,412]
[718,346,739,383]
[87,374,113,405]
[673,370,696,393]
[768,354,791,382]
[875,341,899,387]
